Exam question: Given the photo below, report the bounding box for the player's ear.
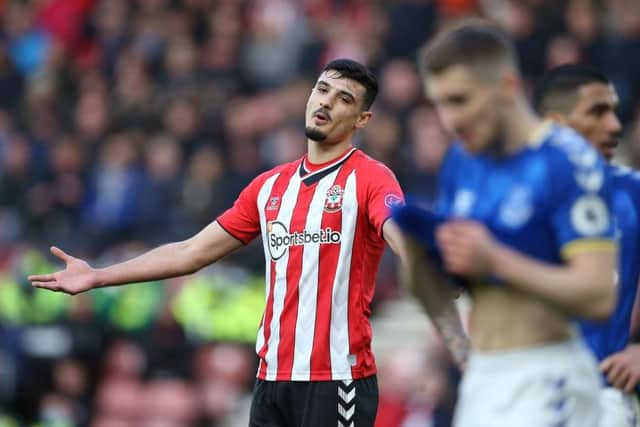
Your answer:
[499,70,521,99]
[355,111,372,129]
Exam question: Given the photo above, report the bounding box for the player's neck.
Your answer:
[307,138,353,164]
[501,103,541,155]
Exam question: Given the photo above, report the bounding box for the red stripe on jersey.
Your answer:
[276,183,316,380]
[347,171,387,379]
[256,171,294,378]
[309,167,351,380]
[257,259,276,379]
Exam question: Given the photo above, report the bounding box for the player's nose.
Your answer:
[319,98,333,110]
[436,109,458,134]
[605,111,622,135]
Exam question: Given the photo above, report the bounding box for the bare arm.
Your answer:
[437,220,617,320]
[29,221,244,294]
[489,242,616,320]
[383,220,470,368]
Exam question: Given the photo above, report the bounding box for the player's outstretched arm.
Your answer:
[437,219,616,320]
[601,344,640,392]
[29,221,244,295]
[384,220,470,369]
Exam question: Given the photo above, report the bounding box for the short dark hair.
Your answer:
[322,59,379,110]
[420,19,517,78]
[533,64,610,115]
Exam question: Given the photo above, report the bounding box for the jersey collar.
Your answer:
[299,147,357,186]
[526,120,554,148]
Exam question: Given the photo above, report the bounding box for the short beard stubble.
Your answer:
[305,127,327,142]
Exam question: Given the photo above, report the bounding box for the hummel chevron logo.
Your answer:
[338,388,356,403]
[338,403,355,420]
[338,380,356,425]
[338,387,355,403]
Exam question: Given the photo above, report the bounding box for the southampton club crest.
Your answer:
[266,196,280,211]
[324,185,344,213]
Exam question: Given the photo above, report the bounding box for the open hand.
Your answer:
[436,220,497,277]
[28,246,98,295]
[601,344,640,392]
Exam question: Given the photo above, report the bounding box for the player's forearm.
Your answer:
[489,243,616,320]
[94,240,204,287]
[433,304,469,369]
[401,238,469,368]
[94,221,242,288]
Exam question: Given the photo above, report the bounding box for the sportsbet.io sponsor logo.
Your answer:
[267,221,341,260]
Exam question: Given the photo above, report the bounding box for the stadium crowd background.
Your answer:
[1,0,640,426]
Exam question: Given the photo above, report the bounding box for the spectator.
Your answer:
[138,134,185,244]
[181,144,229,229]
[82,132,143,252]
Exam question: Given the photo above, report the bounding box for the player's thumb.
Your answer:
[50,246,72,263]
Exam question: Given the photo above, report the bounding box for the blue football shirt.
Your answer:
[434,122,616,276]
[579,165,640,364]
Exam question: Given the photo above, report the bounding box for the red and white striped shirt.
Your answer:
[217,147,404,381]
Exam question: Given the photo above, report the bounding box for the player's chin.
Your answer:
[599,141,617,161]
[304,126,329,142]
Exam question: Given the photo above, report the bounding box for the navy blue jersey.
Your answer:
[579,165,640,363]
[434,122,616,273]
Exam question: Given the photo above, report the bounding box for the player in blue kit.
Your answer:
[396,21,618,426]
[535,63,640,427]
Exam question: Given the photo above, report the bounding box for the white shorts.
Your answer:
[600,387,640,427]
[453,338,601,427]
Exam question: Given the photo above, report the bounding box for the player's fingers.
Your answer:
[439,229,471,250]
[606,363,626,387]
[443,223,472,240]
[448,220,485,239]
[612,370,630,390]
[438,220,470,236]
[32,281,59,290]
[600,355,617,373]
[440,246,467,265]
[443,241,473,258]
[27,273,56,282]
[50,246,72,262]
[447,242,473,259]
[436,235,455,254]
[623,373,640,393]
[447,219,476,233]
[436,225,454,245]
[442,254,468,275]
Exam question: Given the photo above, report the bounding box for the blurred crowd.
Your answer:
[1,0,640,426]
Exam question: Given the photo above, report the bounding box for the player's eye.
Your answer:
[446,95,469,106]
[316,86,329,93]
[588,104,611,117]
[341,96,353,104]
